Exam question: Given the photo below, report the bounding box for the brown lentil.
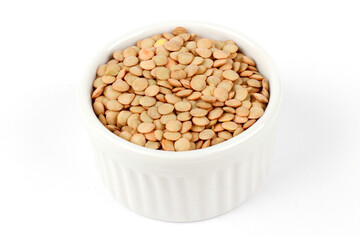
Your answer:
[130,134,146,146]
[144,85,160,97]
[218,131,232,140]
[253,93,269,103]
[92,27,269,151]
[137,123,155,133]
[214,87,229,102]
[112,79,130,92]
[123,56,139,66]
[243,119,256,129]
[177,112,191,121]
[106,100,123,111]
[190,108,208,117]
[158,103,174,115]
[208,108,224,120]
[248,107,264,119]
[174,138,191,151]
[197,38,213,48]
[139,96,156,107]
[139,48,154,60]
[222,122,238,131]
[145,141,161,149]
[155,67,170,80]
[163,131,181,141]
[178,53,194,65]
[166,120,182,132]
[191,75,207,91]
[196,48,212,58]
[132,78,148,91]
[218,113,234,122]
[192,117,210,126]
[160,113,177,125]
[174,101,192,112]
[199,129,215,140]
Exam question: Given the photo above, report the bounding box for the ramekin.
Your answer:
[78,21,282,222]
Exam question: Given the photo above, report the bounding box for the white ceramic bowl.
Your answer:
[78,21,282,222]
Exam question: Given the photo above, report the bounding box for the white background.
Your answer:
[0,0,359,239]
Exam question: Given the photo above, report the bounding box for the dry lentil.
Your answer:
[160,113,177,124]
[139,96,156,107]
[106,100,123,111]
[223,44,238,53]
[190,108,208,117]
[222,70,239,81]
[247,79,262,88]
[92,27,269,151]
[132,78,148,91]
[213,50,230,59]
[174,101,192,112]
[158,103,174,115]
[163,131,181,141]
[218,131,232,140]
[173,138,190,151]
[199,129,215,140]
[93,102,105,115]
[253,93,269,103]
[178,53,194,65]
[139,48,154,60]
[222,122,238,131]
[105,111,119,126]
[105,64,120,76]
[123,56,139,66]
[225,99,241,107]
[166,120,182,132]
[155,67,170,80]
[191,75,207,91]
[248,107,264,119]
[214,87,229,102]
[196,48,212,58]
[208,108,224,120]
[192,117,210,126]
[112,79,130,92]
[103,86,121,100]
[137,123,155,133]
[177,112,191,121]
[164,40,182,51]
[145,141,161,149]
[130,134,146,146]
[243,119,256,129]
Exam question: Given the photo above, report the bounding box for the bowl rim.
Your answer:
[78,20,282,162]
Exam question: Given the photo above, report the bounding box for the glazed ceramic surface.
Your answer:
[78,21,282,222]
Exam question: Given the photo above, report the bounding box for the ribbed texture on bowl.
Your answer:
[79,22,282,222]
[93,137,274,222]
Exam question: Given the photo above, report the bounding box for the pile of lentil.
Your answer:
[92,27,270,151]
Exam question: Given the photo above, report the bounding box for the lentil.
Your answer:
[92,27,269,151]
[137,123,155,133]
